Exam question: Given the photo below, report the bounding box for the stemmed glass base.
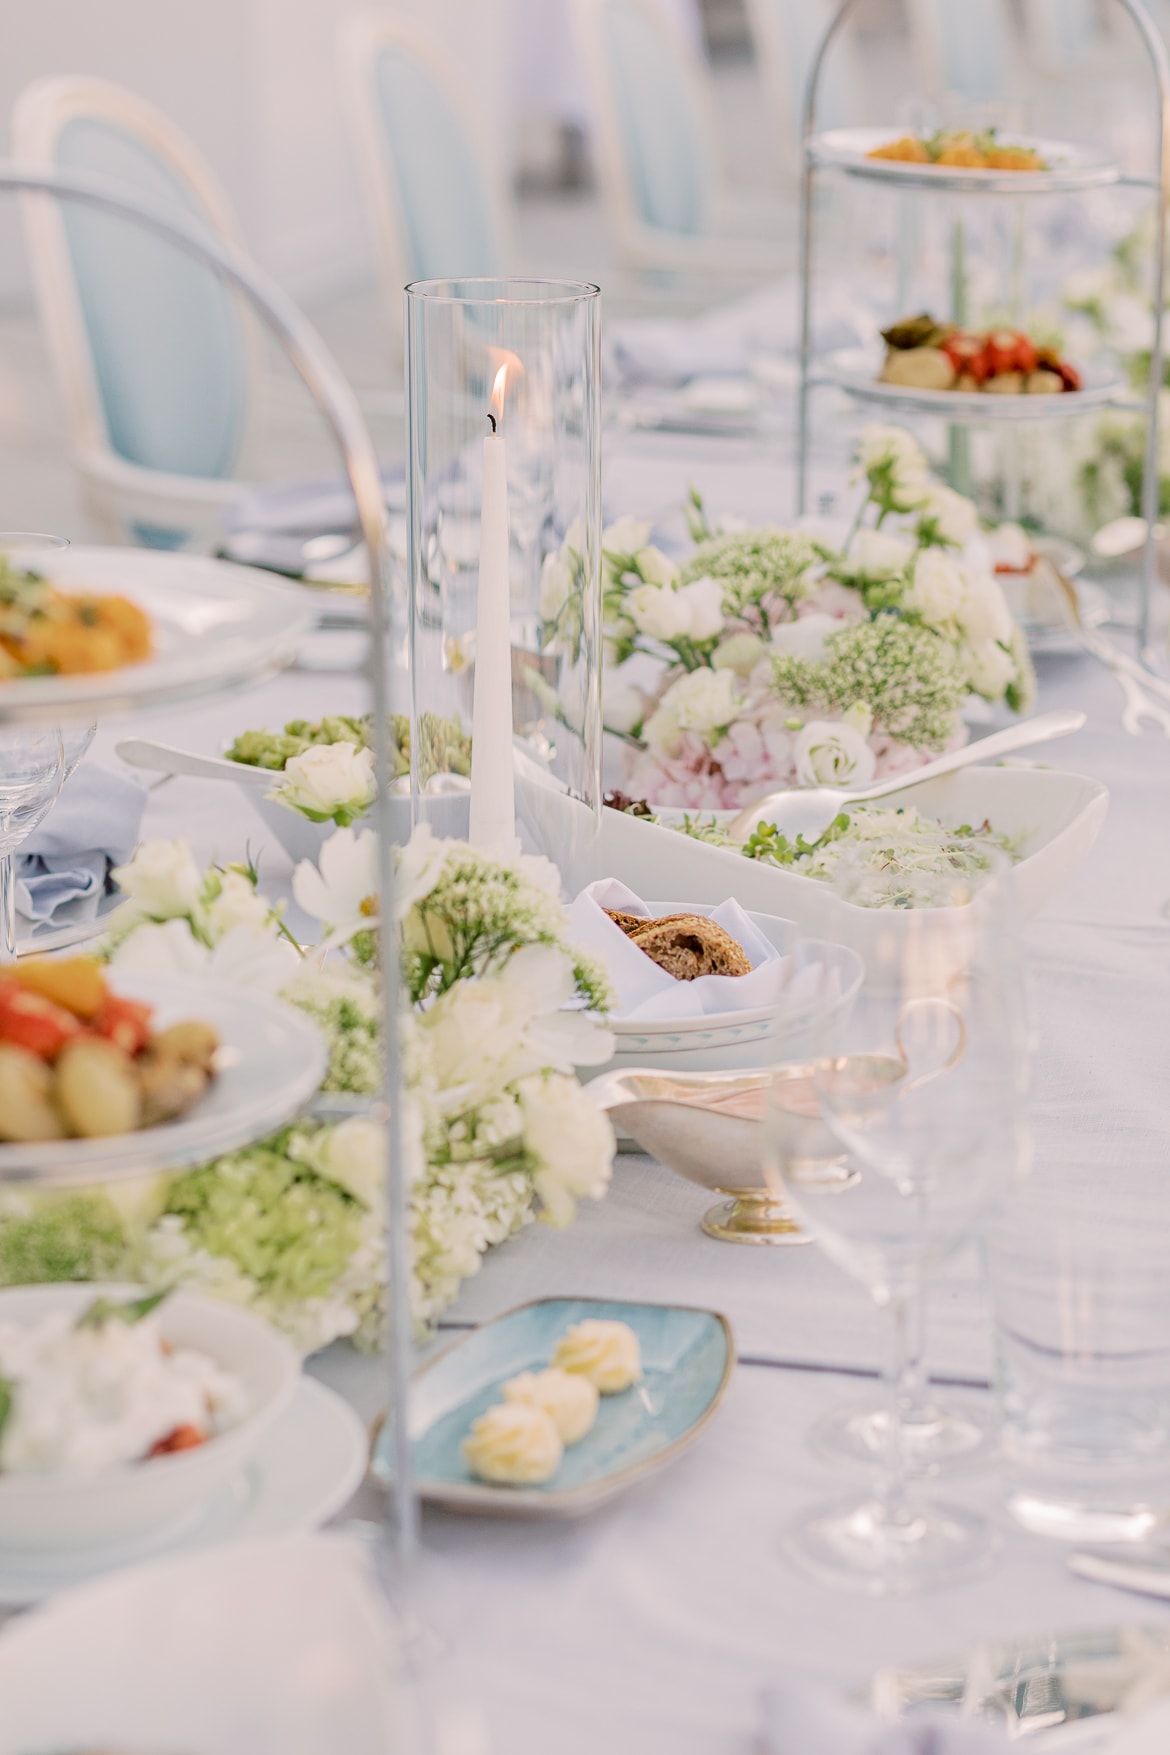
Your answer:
[811,1395,995,1475]
[782,1492,996,1595]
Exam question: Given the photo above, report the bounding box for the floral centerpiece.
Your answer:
[553,428,1033,810]
[0,828,615,1352]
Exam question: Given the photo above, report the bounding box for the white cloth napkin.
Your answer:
[761,1681,1008,1754]
[566,878,832,1024]
[16,763,147,926]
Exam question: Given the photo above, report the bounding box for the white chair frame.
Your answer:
[741,0,864,183]
[903,0,1024,104]
[13,75,262,545]
[571,0,784,276]
[337,11,514,362]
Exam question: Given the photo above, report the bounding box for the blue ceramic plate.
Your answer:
[374,1298,734,1517]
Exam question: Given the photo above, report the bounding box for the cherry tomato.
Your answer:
[985,330,1025,376]
[0,983,82,1060]
[1015,336,1038,375]
[92,994,154,1057]
[147,1424,207,1457]
[942,334,991,383]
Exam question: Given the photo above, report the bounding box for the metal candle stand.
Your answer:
[0,162,419,1564]
[796,0,1170,667]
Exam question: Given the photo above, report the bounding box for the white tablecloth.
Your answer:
[84,438,1170,1753]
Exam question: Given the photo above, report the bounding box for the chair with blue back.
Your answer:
[13,77,258,548]
[905,0,1022,107]
[742,0,865,178]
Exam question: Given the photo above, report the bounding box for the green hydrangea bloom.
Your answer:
[0,1192,128,1285]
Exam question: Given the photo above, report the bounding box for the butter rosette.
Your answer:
[462,1403,563,1485]
[552,1319,642,1394]
[502,1367,599,1445]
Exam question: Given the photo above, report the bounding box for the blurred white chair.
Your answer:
[571,0,785,277]
[905,0,1022,106]
[1022,0,1128,79]
[742,0,865,178]
[13,76,259,548]
[338,12,511,351]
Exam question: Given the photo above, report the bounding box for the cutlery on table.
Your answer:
[727,707,1086,843]
[115,740,274,787]
[1069,1546,1170,1599]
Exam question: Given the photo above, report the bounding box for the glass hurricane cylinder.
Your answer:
[404,279,602,883]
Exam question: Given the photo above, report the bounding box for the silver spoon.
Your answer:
[726,707,1086,843]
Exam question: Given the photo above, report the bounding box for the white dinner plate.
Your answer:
[0,970,327,1187]
[0,547,316,724]
[818,347,1127,422]
[808,127,1121,194]
[0,1377,367,1605]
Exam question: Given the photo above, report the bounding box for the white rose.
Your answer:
[658,666,742,736]
[794,718,877,788]
[848,528,915,578]
[918,483,979,545]
[540,548,573,621]
[909,548,965,626]
[602,516,652,556]
[603,668,648,735]
[517,1072,615,1227]
[676,575,725,640]
[956,571,1014,644]
[966,639,1016,698]
[627,582,692,642]
[769,612,839,665]
[276,741,376,822]
[205,869,271,939]
[712,631,764,675]
[111,839,203,919]
[635,545,679,587]
[310,1116,387,1209]
[857,423,927,475]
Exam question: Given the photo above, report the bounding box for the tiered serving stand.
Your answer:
[796,0,1170,663]
[0,164,420,1565]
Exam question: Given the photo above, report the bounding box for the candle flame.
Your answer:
[487,347,523,429]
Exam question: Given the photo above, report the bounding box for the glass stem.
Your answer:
[898,1280,935,1425]
[879,1293,917,1521]
[0,854,15,963]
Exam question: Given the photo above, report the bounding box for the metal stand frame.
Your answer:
[0,163,418,1565]
[796,0,1170,663]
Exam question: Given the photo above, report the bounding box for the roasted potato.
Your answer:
[880,347,956,390]
[136,1052,209,1127]
[150,1019,219,1072]
[55,1038,142,1138]
[0,1044,65,1141]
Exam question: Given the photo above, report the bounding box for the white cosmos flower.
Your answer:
[205,869,272,939]
[769,612,839,664]
[956,570,1014,644]
[275,741,376,823]
[794,718,877,788]
[917,483,979,545]
[518,1071,615,1227]
[676,575,725,639]
[111,839,203,920]
[848,528,915,579]
[394,823,453,918]
[627,582,692,642]
[602,515,652,556]
[909,547,965,626]
[293,827,379,948]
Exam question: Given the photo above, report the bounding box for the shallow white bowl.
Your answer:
[594,904,864,1077]
[248,788,469,865]
[0,1283,299,1554]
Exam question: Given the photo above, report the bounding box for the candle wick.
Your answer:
[487,411,498,435]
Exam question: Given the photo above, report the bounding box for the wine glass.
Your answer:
[762,849,1030,1594]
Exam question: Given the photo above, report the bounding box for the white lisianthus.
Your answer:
[275,741,376,824]
[966,639,1016,698]
[909,547,965,626]
[855,424,931,507]
[293,827,379,948]
[847,528,915,579]
[109,917,212,976]
[602,668,648,735]
[602,515,652,557]
[794,718,878,788]
[205,869,272,939]
[712,631,765,675]
[394,823,453,918]
[539,548,574,622]
[658,666,742,737]
[769,612,839,665]
[635,544,679,588]
[627,582,692,642]
[517,1072,615,1227]
[676,574,725,639]
[916,483,980,545]
[956,570,1014,644]
[111,839,203,920]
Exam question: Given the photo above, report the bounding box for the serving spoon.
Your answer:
[726,706,1086,843]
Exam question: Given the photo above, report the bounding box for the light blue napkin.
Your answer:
[16,763,147,926]
[762,1681,1008,1753]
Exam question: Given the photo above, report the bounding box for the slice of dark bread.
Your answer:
[626,914,751,980]
[605,909,651,936]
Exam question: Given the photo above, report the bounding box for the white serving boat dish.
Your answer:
[0,1283,298,1553]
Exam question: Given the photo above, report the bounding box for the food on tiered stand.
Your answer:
[462,1319,640,1485]
[0,559,152,678]
[867,129,1047,172]
[0,958,218,1142]
[878,315,1081,395]
[0,1291,247,1476]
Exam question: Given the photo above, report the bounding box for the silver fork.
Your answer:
[1114,662,1170,736]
